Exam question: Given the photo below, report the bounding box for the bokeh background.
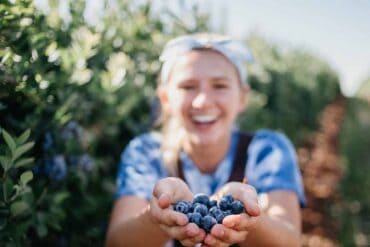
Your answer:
[0,0,369,246]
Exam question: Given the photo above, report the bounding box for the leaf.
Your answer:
[12,141,34,161]
[0,217,7,231]
[10,201,30,217]
[53,192,70,205]
[20,171,33,185]
[16,129,30,145]
[0,155,12,171]
[36,223,48,237]
[14,157,34,168]
[2,129,16,153]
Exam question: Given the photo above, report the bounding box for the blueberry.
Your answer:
[188,212,202,226]
[218,198,231,210]
[201,215,217,233]
[174,200,192,214]
[193,193,210,206]
[209,206,219,216]
[223,194,234,204]
[208,200,217,208]
[211,208,225,223]
[231,200,245,214]
[223,210,232,217]
[193,204,208,216]
[44,155,67,181]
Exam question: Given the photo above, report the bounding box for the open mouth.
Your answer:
[191,114,219,126]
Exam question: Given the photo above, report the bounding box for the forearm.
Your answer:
[105,205,170,247]
[240,213,301,247]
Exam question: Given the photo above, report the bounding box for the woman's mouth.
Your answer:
[191,114,218,127]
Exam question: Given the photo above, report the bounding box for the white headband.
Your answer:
[159,34,254,84]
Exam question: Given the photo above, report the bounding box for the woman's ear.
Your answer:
[157,86,171,114]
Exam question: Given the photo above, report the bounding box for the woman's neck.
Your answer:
[183,133,232,174]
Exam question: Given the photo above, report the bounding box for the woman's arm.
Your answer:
[105,196,170,247]
[105,177,206,247]
[204,186,301,247]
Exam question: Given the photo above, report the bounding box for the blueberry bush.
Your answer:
[0,0,208,245]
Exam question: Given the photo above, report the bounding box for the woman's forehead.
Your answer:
[168,50,239,81]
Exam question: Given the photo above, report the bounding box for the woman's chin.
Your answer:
[188,133,220,147]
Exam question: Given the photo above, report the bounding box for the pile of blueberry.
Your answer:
[173,193,245,233]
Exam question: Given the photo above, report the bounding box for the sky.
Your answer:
[207,0,370,96]
[154,0,370,96]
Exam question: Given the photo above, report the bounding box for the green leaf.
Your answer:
[36,223,48,238]
[16,129,30,145]
[14,157,34,168]
[53,192,70,205]
[2,129,16,153]
[10,201,29,217]
[0,177,13,203]
[0,217,7,231]
[0,155,12,171]
[20,171,33,185]
[12,142,34,161]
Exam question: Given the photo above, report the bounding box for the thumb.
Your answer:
[153,177,192,206]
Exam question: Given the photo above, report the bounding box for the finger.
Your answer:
[158,193,172,209]
[222,213,258,231]
[151,199,188,226]
[180,229,206,246]
[243,198,260,216]
[222,214,242,228]
[161,223,201,241]
[203,233,229,247]
[230,214,259,231]
[211,223,248,244]
[234,185,260,216]
[153,177,192,203]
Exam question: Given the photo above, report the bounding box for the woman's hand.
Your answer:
[203,182,261,247]
[149,177,206,246]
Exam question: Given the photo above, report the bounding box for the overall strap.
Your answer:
[228,132,254,183]
[177,132,254,183]
[174,132,254,247]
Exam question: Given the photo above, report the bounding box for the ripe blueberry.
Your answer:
[193,193,210,206]
[193,204,208,216]
[201,215,217,233]
[208,200,217,208]
[188,212,202,226]
[174,200,192,214]
[231,200,245,214]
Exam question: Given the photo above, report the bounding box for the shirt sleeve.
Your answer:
[246,129,306,206]
[115,133,164,201]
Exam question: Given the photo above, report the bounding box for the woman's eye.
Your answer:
[214,84,227,89]
[180,85,196,90]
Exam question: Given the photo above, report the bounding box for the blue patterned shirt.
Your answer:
[116,129,306,206]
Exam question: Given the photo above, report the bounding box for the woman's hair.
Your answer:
[156,33,253,176]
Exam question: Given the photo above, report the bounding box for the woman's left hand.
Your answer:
[202,182,261,247]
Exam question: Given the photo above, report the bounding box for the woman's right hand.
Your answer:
[149,177,206,246]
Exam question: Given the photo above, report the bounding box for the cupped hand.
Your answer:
[149,177,206,246]
[203,182,261,246]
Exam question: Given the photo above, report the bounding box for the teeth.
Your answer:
[192,115,218,123]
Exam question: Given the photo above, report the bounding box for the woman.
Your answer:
[106,33,305,247]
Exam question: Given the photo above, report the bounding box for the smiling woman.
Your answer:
[105,33,305,247]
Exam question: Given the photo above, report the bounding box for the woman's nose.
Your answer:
[192,91,213,109]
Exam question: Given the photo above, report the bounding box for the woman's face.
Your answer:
[159,49,248,147]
